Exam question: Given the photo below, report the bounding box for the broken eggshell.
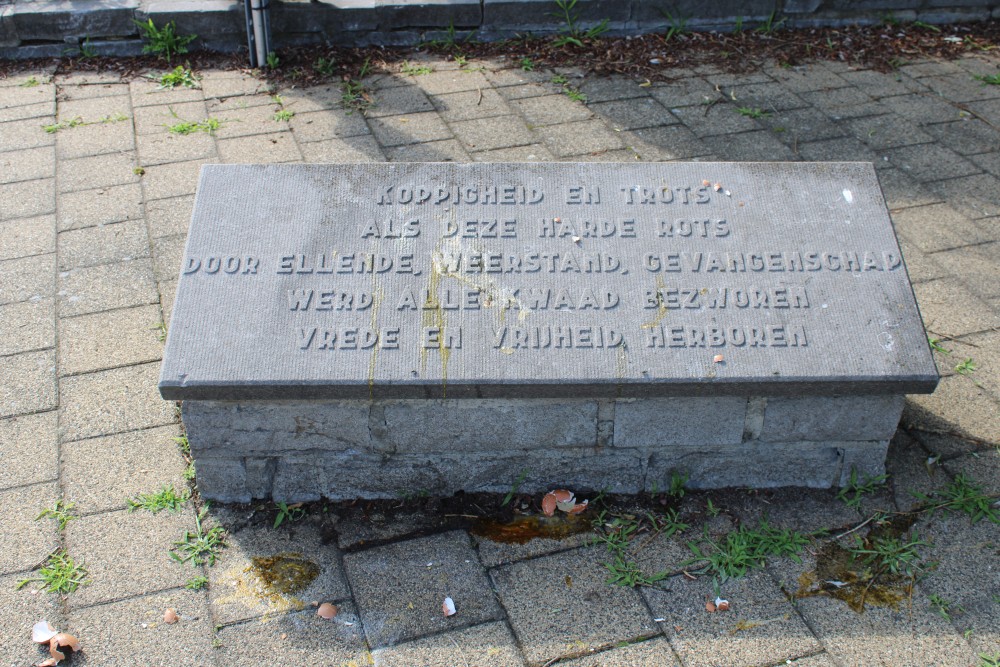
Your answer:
[442,596,457,617]
[32,620,58,644]
[163,608,179,625]
[541,489,573,516]
[317,603,339,620]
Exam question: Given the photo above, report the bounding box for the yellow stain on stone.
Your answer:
[214,552,321,617]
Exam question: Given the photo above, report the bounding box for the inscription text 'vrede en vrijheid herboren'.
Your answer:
[158,163,938,399]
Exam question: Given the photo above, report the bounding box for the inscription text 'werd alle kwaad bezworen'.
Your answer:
[159,163,938,399]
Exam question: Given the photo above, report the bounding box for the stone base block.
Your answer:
[182,395,903,502]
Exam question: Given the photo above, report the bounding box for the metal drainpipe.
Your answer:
[244,0,271,68]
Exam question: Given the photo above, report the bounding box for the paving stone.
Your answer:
[58,303,163,376]
[0,572,65,667]
[0,178,54,221]
[65,507,194,608]
[200,72,274,100]
[648,76,721,109]
[965,97,1000,127]
[922,73,1000,103]
[541,118,626,158]
[431,87,511,122]
[210,103,290,139]
[288,108,371,143]
[412,69,491,95]
[0,146,54,184]
[483,67,553,89]
[344,530,501,648]
[217,131,302,163]
[891,202,992,254]
[368,111,453,147]
[473,518,594,569]
[276,84,344,113]
[943,447,1000,497]
[895,234,947,284]
[801,87,885,120]
[843,114,934,150]
[554,637,680,666]
[577,75,651,103]
[0,482,59,576]
[385,139,471,162]
[55,72,123,86]
[796,136,883,164]
[70,588,216,664]
[911,429,992,462]
[59,362,175,442]
[472,143,555,162]
[903,374,1000,445]
[885,143,981,183]
[627,124,712,161]
[970,150,1000,178]
[54,118,136,160]
[57,219,150,270]
[57,152,139,194]
[880,92,967,124]
[141,159,211,201]
[510,94,594,127]
[0,214,54,260]
[930,172,1000,219]
[559,149,641,163]
[55,95,130,123]
[770,64,848,93]
[364,83,435,118]
[877,167,942,211]
[0,117,56,152]
[133,101,209,136]
[206,517,351,625]
[913,277,1000,338]
[0,100,55,123]
[137,130,217,166]
[298,134,386,162]
[703,69,775,88]
[145,194,194,239]
[216,605,370,666]
[0,297,54,356]
[0,253,55,305]
[0,350,56,419]
[129,78,207,108]
[0,80,54,109]
[670,103,762,137]
[335,507,438,551]
[772,551,977,667]
[57,183,143,231]
[451,115,537,152]
[373,620,527,667]
[898,60,967,79]
[643,569,820,667]
[496,81,556,101]
[589,97,678,131]
[151,234,186,283]
[704,130,798,161]
[59,82,129,101]
[924,118,1000,156]
[837,69,926,99]
[726,487,862,535]
[946,330,1000,398]
[0,410,58,490]
[61,424,186,515]
[492,546,658,666]
[57,257,159,317]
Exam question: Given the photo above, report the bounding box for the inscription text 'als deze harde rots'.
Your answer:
[158,163,938,400]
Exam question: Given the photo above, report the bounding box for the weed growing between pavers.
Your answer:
[135,19,197,63]
[153,64,200,89]
[171,507,226,566]
[36,499,78,530]
[17,550,90,594]
[127,484,191,513]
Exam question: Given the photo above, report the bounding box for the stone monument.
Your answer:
[159,162,938,502]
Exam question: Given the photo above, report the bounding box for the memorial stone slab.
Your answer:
[159,163,938,502]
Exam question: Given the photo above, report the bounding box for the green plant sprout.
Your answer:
[314,56,336,76]
[520,57,535,71]
[685,520,808,582]
[502,470,530,507]
[43,117,85,133]
[17,551,89,594]
[401,61,433,76]
[974,73,1000,86]
[156,65,200,89]
[737,106,771,119]
[37,500,77,530]
[913,474,1000,524]
[127,485,191,513]
[551,0,609,48]
[135,19,197,62]
[172,508,226,566]
[928,337,950,354]
[837,469,889,508]
[954,358,976,375]
[185,575,209,590]
[273,501,306,528]
[20,76,40,87]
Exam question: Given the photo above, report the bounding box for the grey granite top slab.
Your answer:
[159,162,938,400]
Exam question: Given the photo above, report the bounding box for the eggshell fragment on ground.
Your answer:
[443,597,457,617]
[163,608,179,624]
[715,597,730,611]
[32,620,58,643]
[317,603,339,620]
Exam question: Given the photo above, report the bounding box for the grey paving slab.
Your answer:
[64,507,194,608]
[643,569,821,667]
[0,100,55,123]
[133,100,209,136]
[948,330,1000,398]
[881,431,941,512]
[211,103,289,139]
[0,296,54,356]
[704,130,798,161]
[510,93,594,127]
[670,103,762,138]
[589,97,678,131]
[911,430,993,462]
[492,546,658,666]
[373,620,527,667]
[207,518,350,625]
[876,167,943,211]
[199,72,274,100]
[57,182,143,231]
[725,487,862,535]
[796,136,882,165]
[59,362,176,442]
[0,178,54,221]
[55,95,131,124]
[288,107,371,142]
[0,213,54,260]
[412,69,491,96]
[129,78,205,108]
[472,143,555,162]
[483,67,553,90]
[151,234,186,283]
[555,637,680,667]
[924,118,1000,156]
[0,349,56,418]
[885,143,981,183]
[0,80,54,108]
[136,130,217,166]
[913,277,1000,338]
[903,374,1000,445]
[770,65,849,93]
[58,303,163,376]
[57,218,150,270]
[540,118,625,157]
[144,194,194,240]
[140,159,211,201]
[276,84,344,113]
[0,572,65,667]
[495,81,557,101]
[0,117,56,153]
[216,605,370,666]
[899,61,967,79]
[0,146,54,184]
[69,588,216,665]
[922,73,1000,103]
[58,82,129,101]
[895,235,948,285]
[334,507,438,551]
[0,482,59,576]
[57,257,159,317]
[0,253,55,305]
[368,111,453,147]
[626,124,712,160]
[54,119,136,160]
[298,134,386,162]
[0,410,58,490]
[344,530,501,648]
[431,87,511,122]
[944,448,1000,497]
[837,69,926,99]
[57,152,139,194]
[880,92,967,124]
[364,83,435,118]
[473,520,593,568]
[892,202,992,254]
[970,150,1000,178]
[965,97,1000,127]
[577,75,652,103]
[843,114,935,151]
[384,138,471,162]
[450,114,536,151]
[930,172,1000,219]
[648,77,720,109]
[61,424,186,515]
[217,131,303,163]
